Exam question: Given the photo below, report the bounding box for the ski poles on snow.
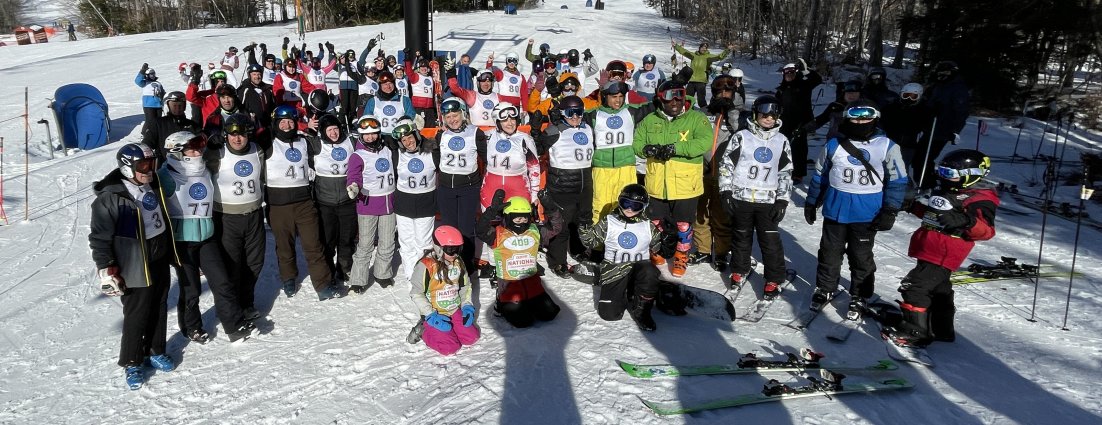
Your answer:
[1060,162,1092,330]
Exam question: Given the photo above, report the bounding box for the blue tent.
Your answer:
[51,84,110,150]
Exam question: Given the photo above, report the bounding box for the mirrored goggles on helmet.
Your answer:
[657,87,686,101]
[224,122,251,136]
[782,66,798,74]
[753,102,781,117]
[441,245,462,256]
[712,77,738,92]
[608,69,626,80]
[441,101,465,114]
[477,72,495,82]
[842,81,863,92]
[843,106,880,120]
[210,70,227,81]
[506,57,519,65]
[392,123,417,139]
[936,166,986,180]
[563,107,584,118]
[602,81,628,95]
[169,134,207,152]
[901,92,920,101]
[357,117,381,134]
[618,197,647,212]
[131,157,158,175]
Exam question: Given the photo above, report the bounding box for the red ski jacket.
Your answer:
[907,188,999,270]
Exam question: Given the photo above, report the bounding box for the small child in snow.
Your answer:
[409,225,480,355]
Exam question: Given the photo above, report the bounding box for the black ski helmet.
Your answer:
[308,90,331,113]
[751,95,782,120]
[558,95,584,111]
[937,149,991,189]
[617,183,649,214]
[116,143,157,179]
[642,54,656,65]
[568,49,580,67]
[540,43,551,54]
[867,67,887,85]
[164,91,186,104]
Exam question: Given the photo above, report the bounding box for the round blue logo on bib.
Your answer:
[189,182,208,200]
[141,192,157,211]
[285,147,302,162]
[573,132,589,146]
[408,158,424,173]
[606,116,623,129]
[483,99,495,109]
[375,158,390,172]
[448,136,466,151]
[754,147,773,163]
[847,148,871,166]
[495,139,512,153]
[383,105,397,116]
[234,160,253,177]
[509,76,519,84]
[332,147,348,161]
[618,232,638,249]
[645,73,655,80]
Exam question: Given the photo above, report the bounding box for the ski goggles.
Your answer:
[378,74,394,84]
[357,117,381,134]
[132,158,158,175]
[935,166,986,180]
[843,106,880,120]
[602,81,629,95]
[441,101,466,115]
[618,196,647,212]
[495,107,520,121]
[563,107,585,118]
[753,102,782,117]
[441,245,462,256]
[901,92,920,101]
[607,69,626,80]
[842,81,863,93]
[782,66,798,74]
[392,123,417,139]
[506,56,519,65]
[712,77,738,92]
[657,87,686,102]
[224,122,251,136]
[476,72,495,82]
[210,70,227,81]
[169,133,207,152]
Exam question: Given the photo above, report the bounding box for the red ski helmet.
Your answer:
[434,225,463,247]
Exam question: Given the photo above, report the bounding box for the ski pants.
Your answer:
[591,165,637,224]
[481,173,529,209]
[815,219,877,298]
[268,200,332,291]
[899,260,956,340]
[686,82,708,109]
[118,256,170,367]
[422,309,481,356]
[496,276,560,328]
[915,137,953,189]
[173,239,245,333]
[648,197,697,253]
[782,127,810,179]
[214,209,264,312]
[437,184,481,270]
[142,107,161,134]
[317,202,358,277]
[397,215,435,283]
[338,88,359,128]
[693,176,732,257]
[349,213,398,287]
[729,199,787,283]
[545,189,593,269]
[597,260,660,321]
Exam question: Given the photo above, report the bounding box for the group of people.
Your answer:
[97,34,995,390]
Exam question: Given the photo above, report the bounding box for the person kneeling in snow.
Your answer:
[410,225,480,355]
[580,184,680,331]
[476,190,564,328]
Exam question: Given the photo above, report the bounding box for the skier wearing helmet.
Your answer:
[272,57,308,109]
[403,53,440,127]
[390,116,441,285]
[448,67,501,127]
[409,225,480,355]
[432,98,489,271]
[186,66,231,126]
[135,63,165,133]
[584,60,648,105]
[345,114,400,293]
[485,51,530,111]
[481,102,540,209]
[891,82,935,175]
[632,54,667,101]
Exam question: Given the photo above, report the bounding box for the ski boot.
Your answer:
[712,252,730,272]
[670,251,689,278]
[549,264,570,278]
[737,353,762,368]
[375,277,395,288]
[763,282,783,299]
[846,297,867,321]
[809,287,835,311]
[650,252,667,267]
[317,281,346,301]
[125,365,144,390]
[243,307,261,322]
[728,272,747,289]
[227,321,257,343]
[881,302,933,347]
[187,329,210,345]
[628,295,657,331]
[146,354,176,372]
[688,251,711,265]
[282,279,298,298]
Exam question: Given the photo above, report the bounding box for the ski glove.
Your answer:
[797,58,809,75]
[425,311,452,332]
[346,183,360,200]
[871,207,899,231]
[804,205,817,225]
[655,144,676,161]
[189,64,203,84]
[771,200,789,224]
[937,209,973,232]
[488,189,508,215]
[582,48,593,61]
[642,144,660,158]
[444,56,455,71]
[140,63,149,73]
[461,304,477,327]
[98,266,125,296]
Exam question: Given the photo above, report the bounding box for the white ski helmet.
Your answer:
[901,82,924,100]
[729,68,744,78]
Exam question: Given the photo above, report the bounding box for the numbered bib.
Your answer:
[355,146,396,196]
[603,215,651,264]
[124,181,166,239]
[493,226,540,280]
[499,70,523,96]
[397,150,437,194]
[396,79,409,97]
[594,109,634,150]
[168,174,214,219]
[266,139,310,188]
[281,75,302,102]
[731,130,784,191]
[636,70,661,93]
[306,68,326,86]
[439,126,479,175]
[549,125,594,169]
[469,92,499,127]
[214,143,263,205]
[412,76,434,99]
[314,138,354,177]
[827,136,890,194]
[485,132,529,176]
[373,98,404,133]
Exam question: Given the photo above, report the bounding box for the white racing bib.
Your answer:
[469,92,499,127]
[168,174,214,219]
[594,109,634,150]
[314,138,354,177]
[124,181,166,239]
[731,130,784,191]
[355,147,396,196]
[279,75,302,102]
[397,150,437,194]
[265,138,310,188]
[305,68,326,87]
[373,98,404,134]
[412,75,434,100]
[549,125,594,169]
[485,132,529,176]
[498,70,523,97]
[635,69,661,94]
[213,143,263,206]
[827,136,890,194]
[603,215,651,263]
[438,126,479,175]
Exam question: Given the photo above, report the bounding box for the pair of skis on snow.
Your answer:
[617,349,912,415]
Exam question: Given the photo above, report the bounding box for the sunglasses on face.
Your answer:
[844,106,880,120]
[657,87,686,101]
